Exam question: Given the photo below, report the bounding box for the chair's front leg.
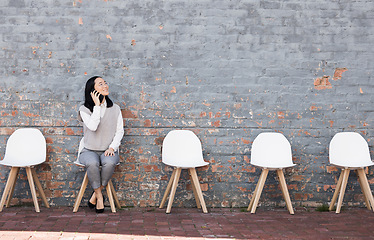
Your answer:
[166,168,182,214]
[5,167,20,208]
[250,168,268,214]
[0,167,19,212]
[159,169,176,209]
[189,168,201,209]
[189,168,207,213]
[25,167,40,212]
[336,169,350,214]
[73,172,89,213]
[329,169,345,211]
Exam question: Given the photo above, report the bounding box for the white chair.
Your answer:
[0,128,50,212]
[159,130,209,213]
[72,138,121,213]
[328,132,374,213]
[247,132,296,214]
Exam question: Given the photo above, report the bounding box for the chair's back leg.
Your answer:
[73,172,89,212]
[31,168,50,208]
[357,168,374,211]
[356,169,371,210]
[108,180,121,209]
[277,169,294,215]
[25,167,40,212]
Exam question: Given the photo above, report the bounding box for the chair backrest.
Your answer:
[329,132,373,168]
[162,130,209,168]
[2,128,46,167]
[251,132,295,169]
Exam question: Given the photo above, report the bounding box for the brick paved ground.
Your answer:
[0,206,373,239]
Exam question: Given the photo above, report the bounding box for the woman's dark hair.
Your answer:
[84,76,113,112]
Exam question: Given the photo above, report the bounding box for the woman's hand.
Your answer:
[90,90,101,106]
[105,147,115,156]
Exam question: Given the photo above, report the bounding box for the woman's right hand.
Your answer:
[90,90,101,106]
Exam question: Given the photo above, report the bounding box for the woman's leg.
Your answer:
[79,150,101,205]
[100,152,120,187]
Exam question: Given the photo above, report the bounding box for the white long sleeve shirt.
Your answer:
[79,101,124,152]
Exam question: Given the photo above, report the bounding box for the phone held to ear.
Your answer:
[92,90,105,103]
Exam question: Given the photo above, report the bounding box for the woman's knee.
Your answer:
[101,154,119,167]
[85,160,100,169]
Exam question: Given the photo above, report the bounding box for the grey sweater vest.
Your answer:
[79,104,121,151]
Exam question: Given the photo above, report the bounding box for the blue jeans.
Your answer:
[79,148,119,189]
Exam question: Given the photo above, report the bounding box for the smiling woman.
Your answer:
[76,76,124,213]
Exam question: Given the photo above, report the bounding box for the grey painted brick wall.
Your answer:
[0,0,374,209]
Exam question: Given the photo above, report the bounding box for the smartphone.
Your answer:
[92,90,105,103]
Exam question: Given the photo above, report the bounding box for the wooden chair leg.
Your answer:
[106,184,116,213]
[5,167,20,208]
[189,168,201,209]
[357,168,374,211]
[356,169,371,210]
[25,167,40,212]
[159,169,176,209]
[31,168,49,208]
[329,169,345,211]
[189,168,208,213]
[166,168,181,214]
[251,168,269,214]
[248,172,261,211]
[73,172,89,213]
[277,169,294,214]
[0,167,19,212]
[108,180,121,209]
[336,169,350,214]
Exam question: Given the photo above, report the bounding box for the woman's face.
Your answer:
[94,78,109,96]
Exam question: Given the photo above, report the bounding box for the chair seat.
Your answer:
[252,163,296,170]
[330,162,374,169]
[0,158,41,168]
[164,161,209,169]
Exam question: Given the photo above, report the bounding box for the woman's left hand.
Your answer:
[105,148,115,156]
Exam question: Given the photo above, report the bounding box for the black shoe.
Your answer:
[96,207,105,213]
[88,192,96,209]
[95,194,105,213]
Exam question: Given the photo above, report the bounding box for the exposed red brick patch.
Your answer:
[332,67,347,80]
[144,119,151,127]
[277,111,285,119]
[241,138,250,144]
[211,120,221,127]
[154,137,164,145]
[65,128,74,135]
[121,109,138,118]
[309,105,321,111]
[314,76,332,90]
[329,120,334,127]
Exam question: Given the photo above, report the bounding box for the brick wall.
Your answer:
[0,0,374,208]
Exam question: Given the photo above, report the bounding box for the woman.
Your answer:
[78,76,124,213]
